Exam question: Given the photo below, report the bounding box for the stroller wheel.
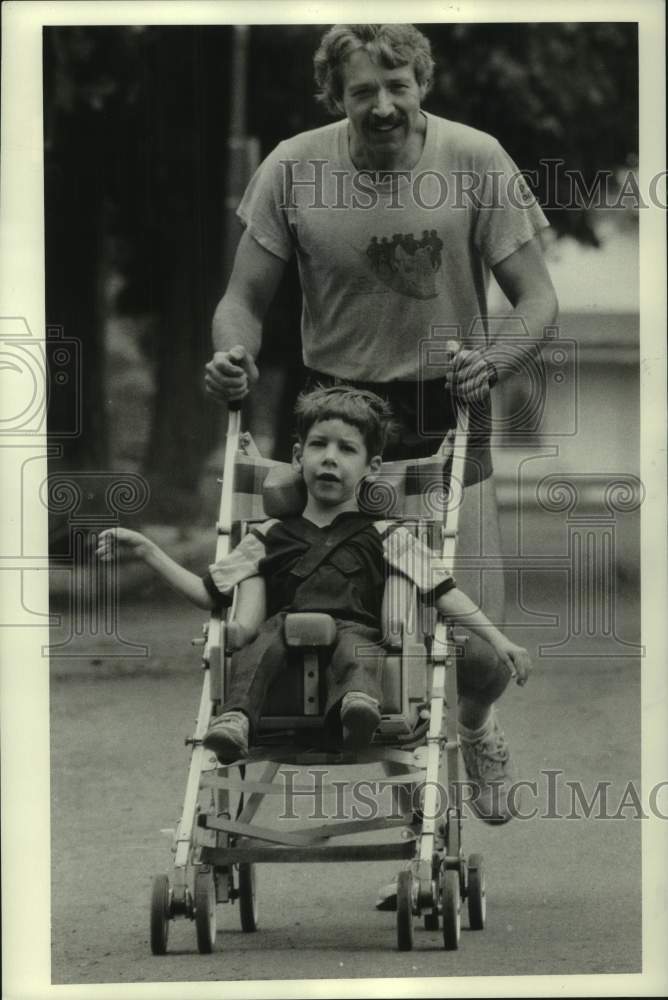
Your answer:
[194,868,217,953]
[440,868,461,951]
[238,863,259,932]
[149,874,171,955]
[467,853,486,930]
[396,870,414,951]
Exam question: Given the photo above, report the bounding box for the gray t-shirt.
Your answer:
[238,111,549,382]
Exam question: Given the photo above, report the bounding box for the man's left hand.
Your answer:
[445,347,494,403]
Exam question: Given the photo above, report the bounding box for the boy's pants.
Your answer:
[221,613,386,740]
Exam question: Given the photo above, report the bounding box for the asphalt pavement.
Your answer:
[48,584,646,989]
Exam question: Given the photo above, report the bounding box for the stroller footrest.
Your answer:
[200,840,416,865]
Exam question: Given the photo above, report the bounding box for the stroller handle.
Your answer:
[216,406,243,551]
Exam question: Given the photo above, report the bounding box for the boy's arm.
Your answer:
[434,586,532,686]
[97,528,214,610]
[142,543,214,610]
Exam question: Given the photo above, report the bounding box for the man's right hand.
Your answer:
[204,346,259,405]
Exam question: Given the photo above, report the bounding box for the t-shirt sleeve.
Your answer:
[236,142,296,262]
[204,522,274,606]
[474,141,550,267]
[381,524,456,602]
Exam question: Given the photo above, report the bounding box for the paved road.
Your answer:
[50,587,643,987]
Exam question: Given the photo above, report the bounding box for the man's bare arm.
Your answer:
[486,234,559,379]
[446,236,559,401]
[205,230,288,403]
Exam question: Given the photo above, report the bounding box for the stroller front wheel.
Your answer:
[149,874,171,956]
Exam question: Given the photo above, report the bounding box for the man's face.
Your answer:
[340,49,424,167]
[293,418,380,507]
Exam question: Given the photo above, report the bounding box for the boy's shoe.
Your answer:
[459,709,516,825]
[203,710,249,764]
[340,691,381,750]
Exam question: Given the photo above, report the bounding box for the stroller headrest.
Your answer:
[262,465,307,518]
[233,429,456,521]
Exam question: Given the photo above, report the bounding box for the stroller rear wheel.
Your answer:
[194,868,217,953]
[440,868,461,951]
[467,853,486,930]
[396,870,415,951]
[238,862,258,932]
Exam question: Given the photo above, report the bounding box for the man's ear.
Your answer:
[368,454,383,475]
[291,442,303,473]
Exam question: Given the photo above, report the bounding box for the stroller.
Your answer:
[149,402,486,953]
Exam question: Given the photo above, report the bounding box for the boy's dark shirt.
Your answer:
[203,510,455,628]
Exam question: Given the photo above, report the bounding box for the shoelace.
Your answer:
[463,731,509,776]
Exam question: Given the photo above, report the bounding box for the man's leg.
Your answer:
[454,473,509,720]
[453,474,519,825]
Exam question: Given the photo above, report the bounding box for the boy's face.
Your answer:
[292,418,382,507]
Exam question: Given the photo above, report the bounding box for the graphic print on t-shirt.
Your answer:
[363,230,443,300]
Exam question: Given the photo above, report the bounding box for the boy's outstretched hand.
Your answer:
[96,527,152,563]
[493,638,532,687]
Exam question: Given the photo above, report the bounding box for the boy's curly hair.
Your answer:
[313,23,435,116]
[294,384,395,458]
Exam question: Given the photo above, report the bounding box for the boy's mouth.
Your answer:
[317,473,341,483]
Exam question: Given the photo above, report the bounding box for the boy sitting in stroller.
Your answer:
[97,385,530,767]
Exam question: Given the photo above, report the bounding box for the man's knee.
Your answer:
[456,633,510,704]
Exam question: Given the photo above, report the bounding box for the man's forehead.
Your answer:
[341,49,416,87]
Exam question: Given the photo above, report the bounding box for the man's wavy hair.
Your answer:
[313,23,435,116]
[294,385,395,459]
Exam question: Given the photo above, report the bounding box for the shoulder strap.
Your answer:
[289,516,373,581]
